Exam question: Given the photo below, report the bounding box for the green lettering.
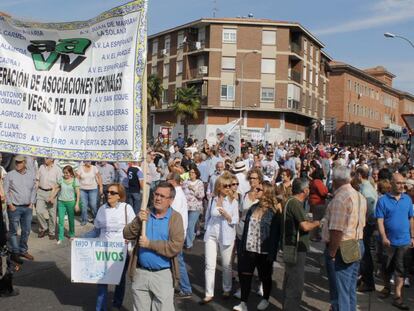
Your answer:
[111,252,119,261]
[104,252,110,261]
[32,52,59,71]
[95,251,102,261]
[56,38,91,55]
[119,252,124,261]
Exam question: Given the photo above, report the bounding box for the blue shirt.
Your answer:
[138,208,172,269]
[375,193,413,247]
[197,161,209,183]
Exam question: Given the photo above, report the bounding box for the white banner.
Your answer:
[216,119,241,157]
[0,1,147,161]
[71,238,127,285]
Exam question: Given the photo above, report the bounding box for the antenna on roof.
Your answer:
[212,0,218,17]
[248,13,254,18]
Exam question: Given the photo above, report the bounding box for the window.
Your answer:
[176,61,183,75]
[303,39,308,54]
[315,71,319,86]
[151,65,157,75]
[164,36,170,52]
[303,66,307,81]
[261,59,275,74]
[315,49,319,63]
[262,31,276,45]
[221,85,235,100]
[198,27,206,42]
[177,32,184,49]
[221,57,236,70]
[223,28,237,43]
[163,63,169,78]
[309,68,313,84]
[261,87,275,101]
[287,84,301,109]
[152,40,158,56]
[310,45,313,59]
[162,90,168,104]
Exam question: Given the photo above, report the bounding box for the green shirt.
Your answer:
[57,177,79,202]
[284,197,309,252]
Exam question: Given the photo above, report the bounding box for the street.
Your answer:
[1,219,413,311]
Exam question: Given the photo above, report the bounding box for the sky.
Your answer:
[0,0,413,93]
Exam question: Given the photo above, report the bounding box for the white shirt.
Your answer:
[171,186,188,236]
[94,202,135,240]
[204,196,239,246]
[235,172,250,197]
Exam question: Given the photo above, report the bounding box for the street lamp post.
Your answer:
[384,32,414,49]
[239,50,259,129]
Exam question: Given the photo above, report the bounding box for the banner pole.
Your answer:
[140,51,148,238]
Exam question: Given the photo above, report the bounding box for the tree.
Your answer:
[147,74,163,142]
[172,86,201,139]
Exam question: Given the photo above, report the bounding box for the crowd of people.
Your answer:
[0,135,414,311]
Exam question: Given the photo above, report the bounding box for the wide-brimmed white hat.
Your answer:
[232,161,246,173]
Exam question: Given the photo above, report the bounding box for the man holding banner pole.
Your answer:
[124,181,184,311]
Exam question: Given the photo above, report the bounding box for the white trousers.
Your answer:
[204,237,234,297]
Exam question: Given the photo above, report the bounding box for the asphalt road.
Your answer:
[1,220,413,311]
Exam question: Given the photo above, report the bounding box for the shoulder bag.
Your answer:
[282,198,299,264]
[339,193,362,264]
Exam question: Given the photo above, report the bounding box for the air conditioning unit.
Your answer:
[199,66,208,74]
[195,41,202,50]
[161,49,168,55]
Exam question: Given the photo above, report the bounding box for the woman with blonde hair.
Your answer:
[233,181,282,311]
[202,171,239,304]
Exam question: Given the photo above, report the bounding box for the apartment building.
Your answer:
[327,62,414,144]
[147,17,331,143]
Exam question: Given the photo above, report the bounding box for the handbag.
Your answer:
[339,194,362,264]
[282,198,300,264]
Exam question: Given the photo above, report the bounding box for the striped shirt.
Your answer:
[322,183,366,242]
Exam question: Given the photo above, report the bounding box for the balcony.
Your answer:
[289,42,302,60]
[289,70,301,84]
[188,40,206,52]
[188,67,208,80]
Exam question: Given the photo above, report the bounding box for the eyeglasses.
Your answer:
[106,191,119,196]
[255,188,263,193]
[154,192,170,199]
[223,184,232,189]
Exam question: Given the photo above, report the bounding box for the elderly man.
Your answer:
[123,182,184,311]
[36,157,62,240]
[322,166,366,311]
[3,155,37,263]
[376,173,414,310]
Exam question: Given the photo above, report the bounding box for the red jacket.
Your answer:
[309,179,328,206]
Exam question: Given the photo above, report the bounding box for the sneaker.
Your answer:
[257,299,269,310]
[57,240,62,245]
[80,221,87,226]
[404,278,410,288]
[390,275,395,285]
[256,283,263,296]
[10,253,24,265]
[175,292,192,299]
[233,288,241,299]
[233,302,248,311]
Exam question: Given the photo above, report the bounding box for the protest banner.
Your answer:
[0,0,147,161]
[216,119,241,158]
[71,238,127,285]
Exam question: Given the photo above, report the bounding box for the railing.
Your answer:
[189,67,207,80]
[188,40,206,52]
[290,70,301,83]
[291,42,302,55]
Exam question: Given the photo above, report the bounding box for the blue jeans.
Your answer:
[80,189,98,223]
[127,191,141,215]
[8,205,33,254]
[178,251,192,294]
[96,255,129,310]
[325,241,364,311]
[185,210,200,248]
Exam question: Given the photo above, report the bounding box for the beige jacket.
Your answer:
[123,208,184,288]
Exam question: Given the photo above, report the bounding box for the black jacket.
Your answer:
[240,202,282,261]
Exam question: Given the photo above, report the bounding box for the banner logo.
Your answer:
[28,38,91,72]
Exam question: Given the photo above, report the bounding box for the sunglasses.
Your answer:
[106,191,119,196]
[223,184,232,189]
[255,188,263,193]
[232,182,239,186]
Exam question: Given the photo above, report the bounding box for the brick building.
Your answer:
[327,62,414,144]
[147,17,331,143]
